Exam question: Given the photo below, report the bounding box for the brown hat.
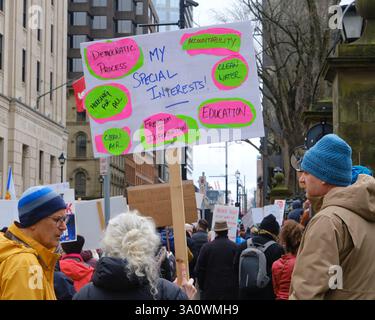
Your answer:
[213,220,229,232]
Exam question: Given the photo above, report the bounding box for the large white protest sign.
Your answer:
[75,196,128,250]
[0,201,18,228]
[264,204,283,227]
[212,205,239,243]
[251,208,264,225]
[80,21,264,157]
[241,212,254,231]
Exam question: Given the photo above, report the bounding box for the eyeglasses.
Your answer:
[48,216,69,226]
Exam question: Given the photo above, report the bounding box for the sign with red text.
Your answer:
[212,205,239,243]
[80,22,264,157]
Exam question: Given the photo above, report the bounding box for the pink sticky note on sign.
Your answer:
[143,113,188,145]
[85,38,142,80]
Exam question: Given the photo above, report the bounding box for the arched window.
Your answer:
[75,172,86,198]
[76,133,87,158]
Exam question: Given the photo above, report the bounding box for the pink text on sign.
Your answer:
[85,38,143,80]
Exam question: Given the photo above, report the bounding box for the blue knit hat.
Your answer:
[301,134,352,186]
[352,165,373,184]
[18,186,66,228]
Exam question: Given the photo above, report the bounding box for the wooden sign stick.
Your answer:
[96,201,106,232]
[166,147,189,286]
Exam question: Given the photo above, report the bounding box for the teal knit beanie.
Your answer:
[301,134,352,186]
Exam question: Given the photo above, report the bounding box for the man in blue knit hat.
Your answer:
[0,186,67,300]
[290,134,375,300]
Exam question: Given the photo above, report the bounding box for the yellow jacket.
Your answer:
[0,223,60,300]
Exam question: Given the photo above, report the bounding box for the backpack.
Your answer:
[239,238,275,290]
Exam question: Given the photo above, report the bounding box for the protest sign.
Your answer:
[127,181,198,227]
[75,196,128,250]
[80,21,264,157]
[274,199,287,221]
[251,208,264,225]
[241,212,254,231]
[264,204,283,227]
[0,201,18,228]
[212,205,239,242]
[59,189,77,243]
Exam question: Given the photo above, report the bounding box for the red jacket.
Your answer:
[272,253,296,300]
[59,254,94,292]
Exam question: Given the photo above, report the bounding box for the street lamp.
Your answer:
[99,175,104,198]
[235,170,241,213]
[58,153,66,183]
[341,2,364,43]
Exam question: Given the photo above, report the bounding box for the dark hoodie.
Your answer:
[73,257,188,300]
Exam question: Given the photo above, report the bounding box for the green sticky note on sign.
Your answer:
[102,128,131,156]
[84,83,132,124]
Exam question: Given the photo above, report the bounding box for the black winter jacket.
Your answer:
[191,230,208,257]
[73,257,188,300]
[234,233,284,300]
[194,235,238,300]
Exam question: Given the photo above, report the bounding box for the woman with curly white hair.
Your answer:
[73,211,195,300]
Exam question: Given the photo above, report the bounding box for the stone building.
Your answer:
[0,0,68,197]
[67,0,161,199]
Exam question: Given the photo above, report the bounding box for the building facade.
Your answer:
[152,0,194,32]
[0,0,68,198]
[67,0,160,199]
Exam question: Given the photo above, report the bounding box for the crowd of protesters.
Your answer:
[0,134,374,300]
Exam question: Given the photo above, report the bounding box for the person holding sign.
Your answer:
[0,186,67,300]
[74,211,196,300]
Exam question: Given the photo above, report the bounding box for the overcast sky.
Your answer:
[191,1,261,201]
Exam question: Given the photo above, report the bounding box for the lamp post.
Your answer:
[99,175,104,198]
[340,2,364,43]
[58,153,66,183]
[235,170,241,214]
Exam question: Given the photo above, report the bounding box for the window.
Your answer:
[116,0,132,11]
[36,61,40,92]
[0,0,4,11]
[116,20,133,33]
[72,0,87,3]
[69,35,88,49]
[136,2,143,15]
[22,145,30,190]
[69,58,83,72]
[75,172,86,198]
[92,16,107,29]
[71,12,87,26]
[39,150,44,183]
[93,0,107,6]
[51,25,54,53]
[76,111,86,122]
[0,34,3,70]
[51,0,54,6]
[22,49,26,82]
[50,156,56,184]
[76,133,87,158]
[50,72,53,100]
[23,0,27,28]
